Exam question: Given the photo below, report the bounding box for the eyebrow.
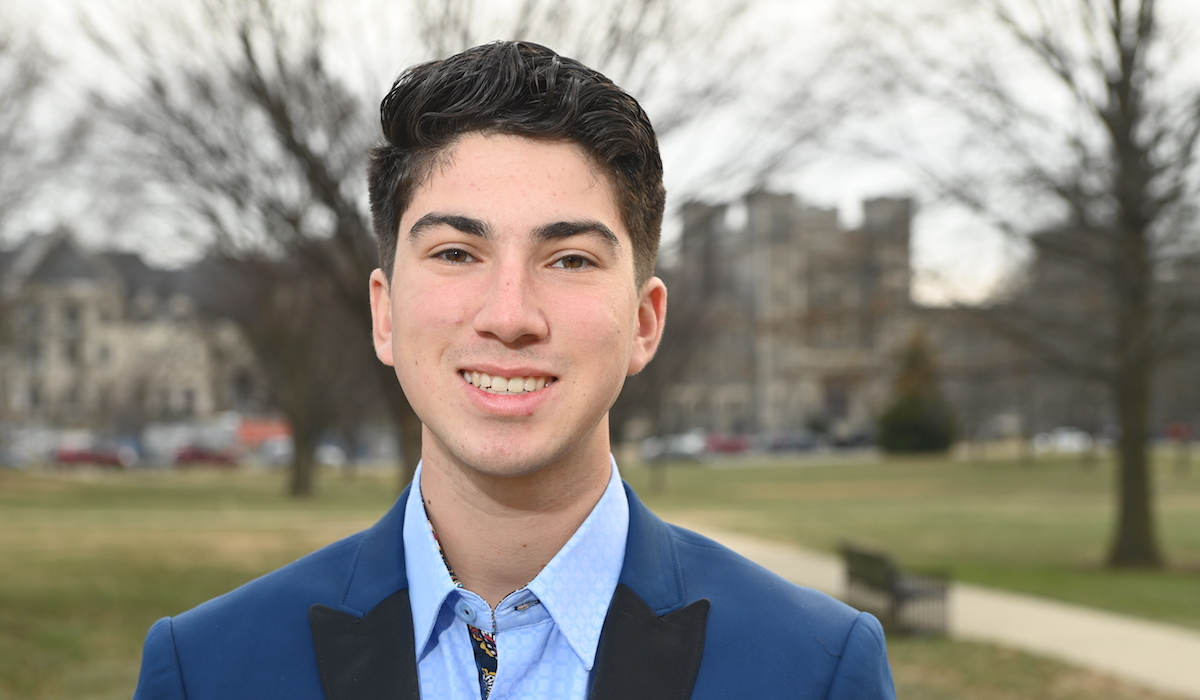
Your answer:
[408,213,488,240]
[533,220,620,251]
[408,213,620,251]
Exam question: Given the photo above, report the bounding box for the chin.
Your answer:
[456,447,565,479]
[442,431,598,481]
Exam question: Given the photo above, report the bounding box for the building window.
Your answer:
[64,302,81,332]
[64,340,81,366]
[25,342,41,371]
[24,305,42,329]
[98,344,111,365]
[182,388,196,417]
[159,388,171,416]
[134,292,157,321]
[823,377,852,421]
[29,382,41,410]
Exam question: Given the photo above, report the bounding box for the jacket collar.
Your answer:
[309,480,709,700]
[590,484,710,700]
[616,483,687,614]
[343,485,412,616]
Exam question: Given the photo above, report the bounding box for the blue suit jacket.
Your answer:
[133,483,895,699]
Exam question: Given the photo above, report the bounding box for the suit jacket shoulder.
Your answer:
[133,494,409,700]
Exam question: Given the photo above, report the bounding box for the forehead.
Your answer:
[407,133,624,231]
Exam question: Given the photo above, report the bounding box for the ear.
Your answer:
[627,276,667,376]
[369,268,396,367]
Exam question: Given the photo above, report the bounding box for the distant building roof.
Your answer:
[1,230,210,311]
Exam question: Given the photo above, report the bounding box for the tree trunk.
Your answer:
[1178,437,1191,477]
[290,428,318,498]
[1106,307,1163,567]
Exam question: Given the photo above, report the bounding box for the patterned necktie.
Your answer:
[430,522,498,699]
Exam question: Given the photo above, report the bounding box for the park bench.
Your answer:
[837,542,949,635]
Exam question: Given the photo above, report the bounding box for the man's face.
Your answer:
[369,133,666,481]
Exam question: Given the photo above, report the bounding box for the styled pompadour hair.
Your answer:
[367,41,664,286]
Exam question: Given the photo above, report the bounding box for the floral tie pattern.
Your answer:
[430,522,498,699]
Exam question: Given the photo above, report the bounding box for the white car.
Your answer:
[1033,427,1094,454]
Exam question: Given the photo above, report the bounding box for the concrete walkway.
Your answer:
[672,521,1200,700]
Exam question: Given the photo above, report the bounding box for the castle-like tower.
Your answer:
[661,192,914,442]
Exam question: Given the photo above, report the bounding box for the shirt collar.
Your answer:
[402,457,629,671]
[403,463,462,659]
[526,457,628,669]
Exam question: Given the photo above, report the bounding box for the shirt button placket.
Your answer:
[455,599,477,625]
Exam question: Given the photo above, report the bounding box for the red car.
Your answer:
[53,447,135,469]
[705,434,752,454]
[175,446,240,467]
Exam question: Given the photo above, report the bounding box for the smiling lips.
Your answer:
[460,370,557,395]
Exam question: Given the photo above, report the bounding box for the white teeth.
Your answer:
[460,371,556,395]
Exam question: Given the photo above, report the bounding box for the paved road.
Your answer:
[672,521,1200,700]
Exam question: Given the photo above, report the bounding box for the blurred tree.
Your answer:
[84,0,404,495]
[850,0,1200,568]
[878,332,956,453]
[0,26,48,235]
[198,255,384,496]
[0,24,51,444]
[83,0,752,493]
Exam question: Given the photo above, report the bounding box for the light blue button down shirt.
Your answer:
[403,458,629,700]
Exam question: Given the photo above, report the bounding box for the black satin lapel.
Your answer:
[589,584,710,700]
[309,589,420,700]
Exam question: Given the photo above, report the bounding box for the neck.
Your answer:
[418,438,612,608]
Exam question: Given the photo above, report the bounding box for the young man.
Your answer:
[133,42,895,700]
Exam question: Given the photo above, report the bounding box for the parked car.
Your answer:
[175,445,240,467]
[0,448,22,469]
[640,431,706,462]
[705,433,752,454]
[1033,427,1094,454]
[316,444,347,468]
[764,431,819,453]
[260,436,294,466]
[53,446,137,469]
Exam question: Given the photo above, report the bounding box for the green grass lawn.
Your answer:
[1,456,1196,699]
[625,452,1200,630]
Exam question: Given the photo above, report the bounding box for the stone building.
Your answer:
[640,188,1200,450]
[0,230,263,450]
[659,192,915,442]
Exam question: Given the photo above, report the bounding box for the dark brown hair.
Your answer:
[368,41,664,286]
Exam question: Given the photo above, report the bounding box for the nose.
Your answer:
[471,262,548,345]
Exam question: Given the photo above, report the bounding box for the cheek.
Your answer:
[391,287,473,370]
[556,293,636,365]
[399,283,475,329]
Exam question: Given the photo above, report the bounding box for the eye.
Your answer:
[552,254,593,270]
[435,248,475,264]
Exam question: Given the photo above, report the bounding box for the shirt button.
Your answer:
[455,600,477,624]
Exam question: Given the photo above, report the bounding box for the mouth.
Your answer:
[460,370,557,395]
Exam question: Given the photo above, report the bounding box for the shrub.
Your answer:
[878,333,956,453]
